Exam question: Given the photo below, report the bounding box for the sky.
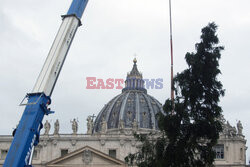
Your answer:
[0,0,250,163]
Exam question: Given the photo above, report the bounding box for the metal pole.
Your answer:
[169,0,174,107]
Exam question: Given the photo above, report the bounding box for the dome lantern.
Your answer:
[122,59,146,93]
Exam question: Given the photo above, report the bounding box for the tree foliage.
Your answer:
[125,22,225,167]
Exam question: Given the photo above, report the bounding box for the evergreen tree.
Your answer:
[125,22,225,167]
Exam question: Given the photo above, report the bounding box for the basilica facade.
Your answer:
[0,59,247,167]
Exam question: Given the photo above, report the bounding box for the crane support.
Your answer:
[3,0,89,166]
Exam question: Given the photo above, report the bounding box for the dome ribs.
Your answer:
[142,93,156,129]
[92,60,163,134]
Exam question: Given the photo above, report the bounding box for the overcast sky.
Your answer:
[0,0,250,163]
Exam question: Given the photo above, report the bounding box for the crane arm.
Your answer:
[32,0,88,96]
[3,0,89,166]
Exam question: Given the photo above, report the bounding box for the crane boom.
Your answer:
[32,0,88,96]
[32,16,79,96]
[3,0,89,166]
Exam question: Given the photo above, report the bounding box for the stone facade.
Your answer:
[0,132,137,166]
[0,119,247,167]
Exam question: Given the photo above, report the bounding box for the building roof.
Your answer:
[93,59,163,133]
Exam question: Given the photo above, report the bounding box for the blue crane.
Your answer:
[3,0,89,166]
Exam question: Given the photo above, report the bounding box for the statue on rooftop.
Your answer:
[71,118,78,135]
[44,120,51,135]
[101,116,107,133]
[119,119,125,130]
[87,115,94,134]
[54,119,59,135]
[132,119,138,131]
[237,120,243,135]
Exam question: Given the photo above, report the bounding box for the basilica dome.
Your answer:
[93,59,164,133]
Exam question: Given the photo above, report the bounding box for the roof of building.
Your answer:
[93,59,163,133]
